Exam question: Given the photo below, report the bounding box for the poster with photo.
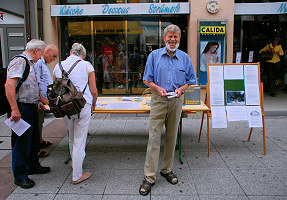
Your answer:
[198,21,226,86]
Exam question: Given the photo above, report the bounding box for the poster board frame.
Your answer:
[198,62,266,156]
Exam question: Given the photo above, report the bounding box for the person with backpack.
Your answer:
[35,44,59,158]
[53,43,98,184]
[5,39,51,189]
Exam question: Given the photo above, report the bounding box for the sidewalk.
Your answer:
[0,91,287,200]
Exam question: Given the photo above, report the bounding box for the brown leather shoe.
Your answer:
[72,173,91,185]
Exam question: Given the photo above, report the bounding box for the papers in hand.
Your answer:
[5,118,31,137]
[166,92,179,99]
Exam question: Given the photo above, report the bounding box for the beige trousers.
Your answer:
[144,91,183,183]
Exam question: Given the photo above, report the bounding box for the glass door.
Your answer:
[93,17,127,95]
[127,16,159,95]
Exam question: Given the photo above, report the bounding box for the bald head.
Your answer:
[43,44,59,64]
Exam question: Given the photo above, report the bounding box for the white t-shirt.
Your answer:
[53,54,94,105]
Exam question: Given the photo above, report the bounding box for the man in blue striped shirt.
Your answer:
[139,24,197,196]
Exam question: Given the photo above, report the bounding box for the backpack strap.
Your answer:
[58,60,81,78]
[68,60,81,74]
[13,55,30,93]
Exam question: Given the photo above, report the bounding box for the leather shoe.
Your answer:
[14,178,35,189]
[29,165,50,175]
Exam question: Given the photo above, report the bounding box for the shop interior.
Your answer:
[234,14,287,90]
[60,15,188,95]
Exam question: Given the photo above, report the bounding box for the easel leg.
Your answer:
[207,111,210,157]
[198,111,205,142]
[262,115,266,155]
[248,128,253,142]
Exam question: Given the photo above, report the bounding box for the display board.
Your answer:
[200,62,266,155]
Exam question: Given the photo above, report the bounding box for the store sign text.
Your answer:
[277,2,287,13]
[102,4,130,14]
[200,26,225,34]
[54,3,188,16]
[148,3,180,14]
[59,5,83,15]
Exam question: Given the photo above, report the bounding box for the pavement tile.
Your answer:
[151,168,197,196]
[54,194,102,199]
[102,194,149,199]
[185,151,228,169]
[58,169,109,195]
[192,169,245,195]
[182,135,217,152]
[231,169,287,195]
[151,194,200,200]
[271,169,287,185]
[118,135,149,152]
[247,196,287,200]
[253,151,287,170]
[0,136,11,149]
[13,169,71,194]
[5,194,56,200]
[199,194,249,200]
[113,151,146,170]
[86,135,120,152]
[104,169,143,195]
[0,149,11,160]
[84,151,117,170]
[219,151,268,169]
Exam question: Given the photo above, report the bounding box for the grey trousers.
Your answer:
[144,91,183,183]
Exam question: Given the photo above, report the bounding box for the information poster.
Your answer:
[198,21,226,86]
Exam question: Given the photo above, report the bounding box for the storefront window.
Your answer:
[60,15,188,95]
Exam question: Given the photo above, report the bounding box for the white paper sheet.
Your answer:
[5,118,31,137]
[224,65,244,80]
[244,65,260,105]
[226,106,247,121]
[210,84,225,106]
[244,65,259,85]
[97,98,115,102]
[246,106,263,127]
[209,65,224,85]
[105,102,140,109]
[122,97,133,101]
[245,86,260,105]
[211,106,227,128]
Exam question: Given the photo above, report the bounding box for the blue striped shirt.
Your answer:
[143,47,197,92]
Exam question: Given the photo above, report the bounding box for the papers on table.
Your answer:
[105,102,140,110]
[122,97,133,101]
[5,118,31,136]
[97,98,115,102]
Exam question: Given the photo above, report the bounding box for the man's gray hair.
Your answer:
[25,39,47,52]
[71,43,86,57]
[163,24,181,37]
